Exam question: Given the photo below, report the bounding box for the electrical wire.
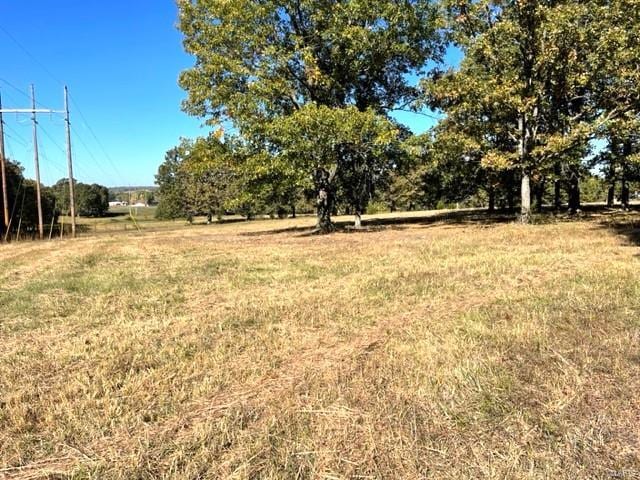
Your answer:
[0,26,66,87]
[0,77,47,109]
[0,24,134,192]
[68,95,130,186]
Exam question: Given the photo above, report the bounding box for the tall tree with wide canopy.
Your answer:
[178,0,444,232]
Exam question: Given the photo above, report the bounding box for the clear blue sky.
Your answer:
[1,2,459,187]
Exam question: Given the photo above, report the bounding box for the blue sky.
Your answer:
[1,2,458,187]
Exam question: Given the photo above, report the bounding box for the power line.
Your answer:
[68,95,130,186]
[70,125,120,183]
[0,85,23,108]
[0,24,131,189]
[3,131,28,150]
[0,77,47,108]
[38,123,92,180]
[39,147,68,180]
[5,115,89,179]
[0,77,30,101]
[0,25,65,87]
[37,123,66,155]
[3,123,29,148]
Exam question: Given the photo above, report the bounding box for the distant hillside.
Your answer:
[108,186,158,193]
[108,186,159,205]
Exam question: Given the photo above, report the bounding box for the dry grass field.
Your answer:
[1,210,639,479]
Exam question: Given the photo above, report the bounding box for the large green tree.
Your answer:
[589,0,640,209]
[178,0,444,232]
[425,0,607,222]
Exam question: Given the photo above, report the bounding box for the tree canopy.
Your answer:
[151,0,640,228]
[177,0,445,230]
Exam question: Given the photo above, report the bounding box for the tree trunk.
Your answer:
[518,111,531,223]
[554,163,562,211]
[621,145,630,210]
[488,186,495,213]
[607,184,615,208]
[291,204,296,218]
[315,168,335,234]
[520,172,531,223]
[534,177,545,213]
[621,179,630,210]
[316,190,334,233]
[554,181,562,210]
[507,187,515,212]
[354,211,362,229]
[568,174,580,214]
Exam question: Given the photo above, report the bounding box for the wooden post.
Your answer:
[64,86,77,238]
[0,90,9,237]
[30,85,44,240]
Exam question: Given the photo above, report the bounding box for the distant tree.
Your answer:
[143,191,156,206]
[594,116,640,209]
[381,169,423,212]
[580,174,609,204]
[52,179,72,214]
[233,146,308,219]
[52,179,109,217]
[268,105,403,228]
[3,160,57,238]
[156,136,237,223]
[155,148,187,220]
[180,136,236,223]
[77,184,109,217]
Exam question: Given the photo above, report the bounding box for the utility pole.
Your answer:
[31,84,44,240]
[64,86,77,238]
[0,90,9,238]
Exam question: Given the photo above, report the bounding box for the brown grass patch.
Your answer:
[1,211,639,479]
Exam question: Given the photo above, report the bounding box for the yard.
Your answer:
[1,210,639,479]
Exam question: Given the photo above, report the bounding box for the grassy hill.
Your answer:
[1,211,639,479]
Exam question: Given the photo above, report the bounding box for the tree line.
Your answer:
[0,159,110,238]
[155,0,639,231]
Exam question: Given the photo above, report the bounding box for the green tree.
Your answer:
[425,0,605,222]
[181,136,236,223]
[77,184,109,217]
[52,179,110,217]
[178,0,444,232]
[268,105,402,228]
[3,161,57,239]
[156,136,237,223]
[589,0,640,209]
[234,148,308,219]
[594,116,640,209]
[156,147,187,219]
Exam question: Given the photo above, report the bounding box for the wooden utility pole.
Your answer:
[0,90,9,238]
[64,86,77,238]
[30,84,44,240]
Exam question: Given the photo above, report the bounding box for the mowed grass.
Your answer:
[1,211,639,479]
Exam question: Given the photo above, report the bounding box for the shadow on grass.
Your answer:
[239,204,640,242]
[591,207,640,248]
[240,209,517,237]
